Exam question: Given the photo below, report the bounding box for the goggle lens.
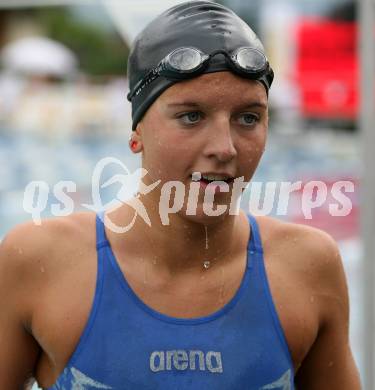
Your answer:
[235,48,266,72]
[168,48,204,72]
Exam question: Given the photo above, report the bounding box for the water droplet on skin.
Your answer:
[218,265,225,304]
[142,257,147,284]
[40,266,45,273]
[204,226,209,250]
[203,260,210,269]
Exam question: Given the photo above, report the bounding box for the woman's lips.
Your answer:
[198,178,234,193]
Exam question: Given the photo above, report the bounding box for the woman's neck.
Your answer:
[106,201,247,275]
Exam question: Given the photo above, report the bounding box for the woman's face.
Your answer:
[135,71,268,222]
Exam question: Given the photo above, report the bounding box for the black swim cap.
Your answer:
[127,0,274,130]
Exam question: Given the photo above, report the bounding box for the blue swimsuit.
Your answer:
[48,213,295,389]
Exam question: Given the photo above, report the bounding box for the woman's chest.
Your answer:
[34,249,317,386]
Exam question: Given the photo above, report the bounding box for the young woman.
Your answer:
[0,1,360,389]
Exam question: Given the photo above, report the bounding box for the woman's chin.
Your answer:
[178,204,235,225]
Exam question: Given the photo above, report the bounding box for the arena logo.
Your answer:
[23,157,355,233]
[149,350,223,373]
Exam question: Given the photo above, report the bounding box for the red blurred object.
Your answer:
[288,177,359,241]
[294,18,358,120]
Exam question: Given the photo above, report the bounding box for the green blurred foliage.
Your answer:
[35,7,129,76]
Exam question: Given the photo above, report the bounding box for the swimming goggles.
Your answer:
[127,46,274,101]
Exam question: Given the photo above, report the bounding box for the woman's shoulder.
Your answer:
[1,211,96,256]
[253,215,343,287]
[254,215,338,253]
[0,212,97,291]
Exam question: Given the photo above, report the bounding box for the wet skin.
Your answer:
[0,72,360,389]
[134,72,268,227]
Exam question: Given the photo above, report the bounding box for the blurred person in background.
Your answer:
[0,1,360,389]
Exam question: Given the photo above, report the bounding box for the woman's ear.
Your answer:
[129,125,143,153]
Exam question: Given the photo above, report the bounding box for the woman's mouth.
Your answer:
[191,173,234,191]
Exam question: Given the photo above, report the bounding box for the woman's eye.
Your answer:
[238,113,259,126]
[178,111,202,125]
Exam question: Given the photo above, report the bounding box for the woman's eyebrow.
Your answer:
[166,102,201,108]
[166,101,267,110]
[236,102,268,111]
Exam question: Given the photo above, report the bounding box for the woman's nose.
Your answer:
[203,118,237,163]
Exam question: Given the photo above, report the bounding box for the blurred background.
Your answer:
[0,0,366,387]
